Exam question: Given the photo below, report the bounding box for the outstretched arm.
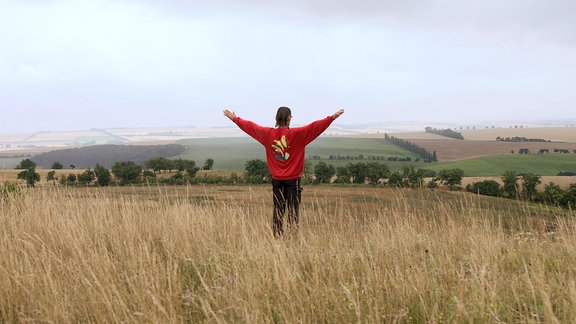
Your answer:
[332,109,344,120]
[223,109,237,121]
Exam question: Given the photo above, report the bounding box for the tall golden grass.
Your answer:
[1,185,576,322]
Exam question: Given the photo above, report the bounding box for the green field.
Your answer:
[176,137,576,176]
[2,137,575,177]
[428,154,576,176]
[176,137,428,171]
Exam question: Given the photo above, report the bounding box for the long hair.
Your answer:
[275,106,291,128]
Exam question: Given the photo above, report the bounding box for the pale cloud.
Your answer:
[1,0,575,133]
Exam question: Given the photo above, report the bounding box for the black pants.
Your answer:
[272,177,302,237]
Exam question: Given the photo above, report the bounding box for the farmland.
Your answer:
[2,125,576,322]
[174,130,576,176]
[2,184,576,322]
[2,126,576,177]
[176,136,428,171]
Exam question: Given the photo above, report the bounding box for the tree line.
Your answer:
[496,136,550,142]
[424,127,464,140]
[384,134,437,162]
[11,157,576,210]
[466,171,576,210]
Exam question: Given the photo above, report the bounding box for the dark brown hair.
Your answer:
[275,106,292,127]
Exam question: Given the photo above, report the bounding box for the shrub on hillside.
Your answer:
[466,180,502,197]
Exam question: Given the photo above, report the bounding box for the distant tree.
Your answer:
[173,158,188,173]
[145,157,171,173]
[203,158,215,171]
[560,183,576,209]
[169,158,200,178]
[501,171,519,199]
[334,166,350,184]
[17,168,40,187]
[142,170,157,178]
[16,159,36,170]
[77,169,96,186]
[437,168,464,190]
[184,161,200,178]
[70,164,76,170]
[402,165,424,188]
[244,159,270,183]
[94,164,111,186]
[424,127,464,140]
[314,162,335,184]
[387,171,405,188]
[366,162,389,185]
[51,162,63,169]
[521,174,541,201]
[111,161,142,185]
[466,180,502,197]
[540,182,563,206]
[46,170,58,185]
[418,169,437,178]
[66,173,77,186]
[348,162,369,184]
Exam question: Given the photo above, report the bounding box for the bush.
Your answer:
[466,180,502,197]
[111,161,143,185]
[1,181,21,200]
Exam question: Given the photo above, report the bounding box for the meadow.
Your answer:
[2,184,576,322]
[175,134,576,176]
[3,127,576,176]
[427,154,576,177]
[175,137,428,171]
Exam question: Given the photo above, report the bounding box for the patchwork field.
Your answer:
[408,139,576,162]
[371,126,576,162]
[2,126,575,176]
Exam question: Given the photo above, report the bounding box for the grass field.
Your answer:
[176,136,427,172]
[427,154,576,177]
[2,184,576,322]
[2,127,575,176]
[175,136,576,176]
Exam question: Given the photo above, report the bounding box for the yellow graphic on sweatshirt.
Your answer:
[271,135,290,161]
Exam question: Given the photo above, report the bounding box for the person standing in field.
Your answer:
[223,107,344,237]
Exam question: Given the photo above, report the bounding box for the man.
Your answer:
[223,106,344,237]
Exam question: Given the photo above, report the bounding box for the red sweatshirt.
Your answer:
[233,116,335,180]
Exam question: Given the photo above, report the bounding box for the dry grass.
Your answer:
[1,184,576,323]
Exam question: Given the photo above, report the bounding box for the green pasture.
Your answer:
[429,153,576,176]
[176,136,428,171]
[177,137,576,176]
[3,137,574,177]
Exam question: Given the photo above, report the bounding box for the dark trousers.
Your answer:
[272,177,302,237]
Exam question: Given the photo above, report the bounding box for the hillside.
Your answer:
[30,144,185,169]
[2,126,576,177]
[384,126,576,162]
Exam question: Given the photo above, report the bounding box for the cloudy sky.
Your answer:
[1,0,575,133]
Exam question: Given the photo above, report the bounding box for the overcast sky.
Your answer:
[1,0,575,133]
